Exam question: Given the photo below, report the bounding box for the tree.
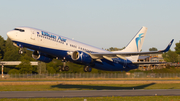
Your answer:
[0,36,6,59]
[3,38,21,61]
[175,41,180,54]
[20,48,35,61]
[37,61,47,74]
[46,66,56,74]
[46,59,63,73]
[149,47,158,51]
[8,69,20,74]
[107,47,125,51]
[162,50,178,62]
[16,60,34,74]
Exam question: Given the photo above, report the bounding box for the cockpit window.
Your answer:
[14,28,25,32]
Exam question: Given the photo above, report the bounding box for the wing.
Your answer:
[90,39,174,61]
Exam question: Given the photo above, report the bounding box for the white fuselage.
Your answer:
[7,27,109,54]
[7,26,153,71]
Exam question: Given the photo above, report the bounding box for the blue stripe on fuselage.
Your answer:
[94,59,138,71]
[13,41,71,60]
[13,41,138,71]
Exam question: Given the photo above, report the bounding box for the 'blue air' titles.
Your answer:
[41,31,56,39]
[37,31,67,42]
[58,36,67,42]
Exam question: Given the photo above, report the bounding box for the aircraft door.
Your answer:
[31,30,36,40]
[15,32,18,37]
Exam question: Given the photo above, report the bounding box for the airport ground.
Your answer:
[1,83,180,91]
[0,78,180,100]
[1,96,180,101]
[0,78,180,90]
[1,77,180,81]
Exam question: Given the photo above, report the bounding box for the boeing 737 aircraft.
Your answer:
[7,26,174,72]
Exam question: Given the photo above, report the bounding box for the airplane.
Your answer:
[7,26,174,72]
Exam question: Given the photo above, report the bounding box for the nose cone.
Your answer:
[7,31,14,40]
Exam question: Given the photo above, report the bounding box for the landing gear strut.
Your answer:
[84,66,92,72]
[19,48,23,54]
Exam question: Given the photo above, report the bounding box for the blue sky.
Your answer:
[1,0,180,51]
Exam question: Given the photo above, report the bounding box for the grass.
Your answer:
[129,67,180,73]
[0,78,180,81]
[0,83,180,91]
[1,96,180,101]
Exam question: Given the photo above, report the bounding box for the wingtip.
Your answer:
[169,39,174,46]
[160,39,174,52]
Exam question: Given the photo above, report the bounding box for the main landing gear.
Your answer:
[84,66,92,72]
[59,59,69,71]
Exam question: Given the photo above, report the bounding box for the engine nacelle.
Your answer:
[71,51,92,64]
[32,51,52,63]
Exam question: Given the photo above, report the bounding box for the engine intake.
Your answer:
[71,51,92,64]
[32,51,52,63]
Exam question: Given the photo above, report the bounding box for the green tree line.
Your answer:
[0,35,180,74]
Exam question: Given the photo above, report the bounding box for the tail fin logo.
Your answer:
[135,33,144,51]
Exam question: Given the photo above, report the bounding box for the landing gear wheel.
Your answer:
[59,59,69,71]
[60,66,69,71]
[59,66,62,71]
[61,66,65,71]
[87,67,92,72]
[84,66,92,72]
[64,66,69,71]
[19,49,23,54]
[84,66,88,72]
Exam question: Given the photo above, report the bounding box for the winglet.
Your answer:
[159,39,174,52]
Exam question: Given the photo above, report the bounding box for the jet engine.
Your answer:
[71,51,92,64]
[32,51,52,63]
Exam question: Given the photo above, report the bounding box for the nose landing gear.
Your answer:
[19,48,25,54]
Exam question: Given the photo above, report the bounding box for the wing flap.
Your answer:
[116,55,127,60]
[103,56,113,62]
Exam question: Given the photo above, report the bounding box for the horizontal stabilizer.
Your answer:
[133,62,166,64]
